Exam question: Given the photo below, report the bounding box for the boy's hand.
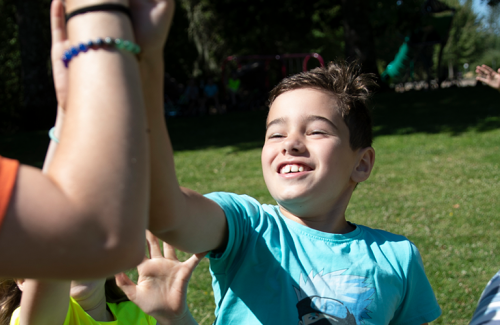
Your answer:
[476,64,500,90]
[51,0,70,111]
[115,231,204,324]
[129,0,175,58]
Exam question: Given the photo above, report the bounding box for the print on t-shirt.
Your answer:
[294,269,375,325]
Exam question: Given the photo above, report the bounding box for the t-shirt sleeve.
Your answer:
[0,156,20,229]
[204,192,263,273]
[390,242,441,325]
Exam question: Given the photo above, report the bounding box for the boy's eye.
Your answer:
[268,133,284,139]
[308,130,327,136]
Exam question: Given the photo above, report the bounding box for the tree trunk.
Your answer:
[341,0,380,77]
[14,0,56,130]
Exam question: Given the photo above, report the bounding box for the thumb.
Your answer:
[115,273,137,300]
[50,0,67,45]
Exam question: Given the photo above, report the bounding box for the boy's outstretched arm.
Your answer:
[130,0,227,254]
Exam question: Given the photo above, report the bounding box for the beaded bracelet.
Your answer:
[48,127,60,143]
[62,37,141,67]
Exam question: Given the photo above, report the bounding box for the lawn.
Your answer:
[1,84,499,324]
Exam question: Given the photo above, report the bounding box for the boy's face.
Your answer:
[262,88,361,218]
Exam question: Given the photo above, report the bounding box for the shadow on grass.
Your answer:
[170,85,500,151]
[167,110,268,151]
[1,85,499,167]
[372,85,500,137]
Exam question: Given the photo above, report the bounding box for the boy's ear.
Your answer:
[351,147,375,183]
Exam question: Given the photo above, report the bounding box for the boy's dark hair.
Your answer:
[268,61,377,149]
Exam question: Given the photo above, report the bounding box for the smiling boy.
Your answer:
[143,61,441,324]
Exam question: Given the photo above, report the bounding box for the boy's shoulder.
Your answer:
[356,224,411,243]
[355,224,421,266]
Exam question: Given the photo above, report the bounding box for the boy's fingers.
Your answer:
[163,241,178,260]
[50,0,67,44]
[146,230,163,258]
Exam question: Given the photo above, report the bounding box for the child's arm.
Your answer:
[0,0,149,279]
[116,231,203,325]
[15,280,70,325]
[476,64,500,90]
[130,0,228,254]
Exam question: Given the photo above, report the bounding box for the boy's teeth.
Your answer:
[281,164,305,174]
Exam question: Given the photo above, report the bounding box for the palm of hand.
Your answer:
[476,65,500,90]
[129,0,175,55]
[116,232,204,322]
[487,74,500,90]
[130,256,191,319]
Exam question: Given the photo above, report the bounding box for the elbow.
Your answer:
[75,216,146,276]
[100,226,146,272]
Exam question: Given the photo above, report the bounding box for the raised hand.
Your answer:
[476,64,500,90]
[115,231,203,325]
[129,0,175,57]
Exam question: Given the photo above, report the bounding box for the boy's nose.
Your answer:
[282,135,306,155]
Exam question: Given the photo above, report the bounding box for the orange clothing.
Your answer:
[0,156,20,227]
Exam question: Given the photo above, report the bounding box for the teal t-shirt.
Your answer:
[206,192,441,325]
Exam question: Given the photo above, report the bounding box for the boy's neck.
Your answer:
[277,186,356,234]
[280,205,355,234]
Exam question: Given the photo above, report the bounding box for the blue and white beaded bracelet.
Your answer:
[62,37,141,67]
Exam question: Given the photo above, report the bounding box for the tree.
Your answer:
[341,0,379,76]
[439,0,484,76]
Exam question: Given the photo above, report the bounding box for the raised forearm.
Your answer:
[139,54,186,232]
[139,55,227,254]
[49,0,148,268]
[1,0,148,278]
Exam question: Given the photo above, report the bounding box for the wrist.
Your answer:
[154,310,197,325]
[139,54,164,85]
[139,52,163,70]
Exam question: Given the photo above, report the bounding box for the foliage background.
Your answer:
[1,0,499,133]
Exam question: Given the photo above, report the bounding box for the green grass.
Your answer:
[1,85,499,324]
